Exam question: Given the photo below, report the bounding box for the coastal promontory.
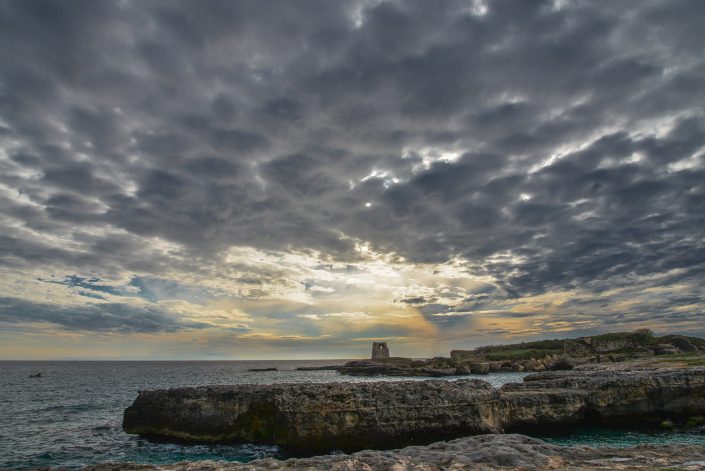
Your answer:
[123,365,705,453]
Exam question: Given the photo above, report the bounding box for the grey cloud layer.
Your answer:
[1,0,704,304]
[0,297,209,333]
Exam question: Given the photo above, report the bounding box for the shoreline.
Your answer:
[7,357,705,470]
[76,434,705,470]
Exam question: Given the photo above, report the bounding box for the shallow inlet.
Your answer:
[535,424,705,447]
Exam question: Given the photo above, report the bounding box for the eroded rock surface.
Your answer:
[502,366,705,423]
[123,379,501,453]
[80,434,705,470]
[123,367,705,453]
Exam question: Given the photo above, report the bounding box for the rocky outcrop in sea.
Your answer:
[123,366,705,453]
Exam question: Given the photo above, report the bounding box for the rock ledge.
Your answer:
[123,366,705,453]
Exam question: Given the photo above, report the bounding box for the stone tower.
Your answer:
[371,341,390,360]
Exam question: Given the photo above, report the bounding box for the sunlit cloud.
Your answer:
[0,0,704,358]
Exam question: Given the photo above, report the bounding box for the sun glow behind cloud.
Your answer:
[0,0,704,358]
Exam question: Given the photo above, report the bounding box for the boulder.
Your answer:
[469,362,490,374]
[549,357,575,370]
[489,361,502,371]
[669,335,698,353]
[654,344,680,355]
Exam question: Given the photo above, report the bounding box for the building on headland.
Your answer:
[371,341,390,360]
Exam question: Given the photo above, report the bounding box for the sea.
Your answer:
[1,360,704,470]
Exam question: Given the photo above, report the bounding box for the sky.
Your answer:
[0,0,704,360]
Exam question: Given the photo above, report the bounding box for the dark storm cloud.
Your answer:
[0,0,704,307]
[0,296,209,333]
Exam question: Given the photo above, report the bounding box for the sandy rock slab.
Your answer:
[77,434,705,471]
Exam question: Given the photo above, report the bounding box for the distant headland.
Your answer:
[333,329,705,377]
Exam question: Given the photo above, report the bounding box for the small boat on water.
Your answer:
[28,372,41,378]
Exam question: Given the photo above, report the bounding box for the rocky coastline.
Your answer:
[334,331,705,377]
[123,365,705,454]
[82,434,705,470]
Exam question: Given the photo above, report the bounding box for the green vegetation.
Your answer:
[466,331,704,362]
[474,338,564,360]
[655,352,705,366]
[608,347,651,354]
[590,331,661,346]
[656,352,699,359]
[477,339,564,352]
[686,416,705,427]
[659,419,675,430]
[485,349,557,361]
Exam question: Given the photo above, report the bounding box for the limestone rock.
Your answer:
[654,344,680,355]
[504,366,705,421]
[123,367,705,454]
[123,379,501,453]
[669,335,698,353]
[337,360,458,377]
[489,361,502,371]
[81,434,705,471]
[549,357,575,370]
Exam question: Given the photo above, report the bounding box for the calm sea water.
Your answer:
[1,361,703,470]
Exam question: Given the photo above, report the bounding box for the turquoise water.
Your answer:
[0,361,526,469]
[1,361,703,469]
[536,425,705,447]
